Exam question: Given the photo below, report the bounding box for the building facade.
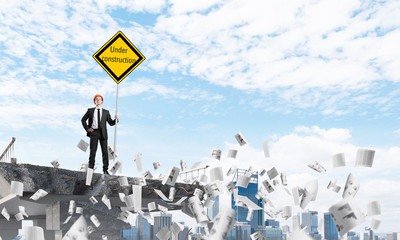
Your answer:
[324,212,338,240]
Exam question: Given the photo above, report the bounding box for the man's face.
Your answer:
[94,97,103,106]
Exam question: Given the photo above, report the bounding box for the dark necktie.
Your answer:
[97,109,100,129]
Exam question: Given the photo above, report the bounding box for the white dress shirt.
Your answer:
[91,107,102,129]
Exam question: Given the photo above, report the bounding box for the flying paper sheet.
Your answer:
[102,194,112,210]
[188,196,209,225]
[134,152,143,172]
[77,139,89,152]
[125,185,142,212]
[327,179,337,189]
[227,149,238,158]
[333,153,346,168]
[19,206,29,218]
[133,176,147,186]
[194,188,204,198]
[236,195,263,210]
[156,226,172,240]
[343,173,360,199]
[62,215,89,240]
[209,167,224,182]
[236,175,251,188]
[25,226,45,240]
[108,145,118,160]
[168,187,175,201]
[235,132,247,146]
[10,181,23,196]
[355,148,375,167]
[148,202,157,211]
[366,201,381,216]
[225,182,235,194]
[89,196,98,205]
[143,170,154,179]
[208,208,236,240]
[140,212,154,225]
[262,140,270,158]
[191,161,202,169]
[63,215,72,224]
[51,159,60,168]
[68,200,75,215]
[210,149,222,160]
[264,208,277,218]
[118,176,129,187]
[250,231,266,240]
[169,196,188,206]
[262,179,275,193]
[15,212,24,221]
[246,208,254,221]
[280,173,287,186]
[102,236,108,240]
[158,204,168,213]
[200,174,208,183]
[180,159,187,171]
[29,189,48,201]
[267,167,279,180]
[85,168,94,186]
[300,180,318,209]
[329,198,365,236]
[162,166,180,186]
[1,207,10,220]
[308,161,326,173]
[332,186,341,193]
[79,162,88,172]
[154,189,171,201]
[153,161,161,170]
[226,165,237,176]
[205,181,223,198]
[108,160,122,175]
[370,218,381,230]
[90,215,101,228]
[259,169,266,177]
[171,222,185,239]
[281,206,292,220]
[76,207,83,214]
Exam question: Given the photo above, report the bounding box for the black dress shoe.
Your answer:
[103,170,110,175]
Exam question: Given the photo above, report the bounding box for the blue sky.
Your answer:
[1,0,400,234]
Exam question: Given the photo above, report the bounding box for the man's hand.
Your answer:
[88,128,94,132]
[115,115,119,120]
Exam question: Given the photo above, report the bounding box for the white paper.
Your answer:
[226,165,237,176]
[236,175,251,188]
[168,187,176,201]
[133,176,147,186]
[25,226,45,240]
[205,181,223,198]
[235,132,247,146]
[158,204,168,213]
[62,215,89,240]
[300,179,318,209]
[15,212,24,221]
[134,152,143,172]
[1,207,10,221]
[264,208,277,218]
[108,160,122,175]
[262,140,270,158]
[225,182,235,194]
[190,161,202,169]
[246,208,254,221]
[180,159,187,171]
[280,173,287,186]
[148,202,157,211]
[29,189,48,201]
[267,167,279,180]
[19,206,29,218]
[200,174,208,183]
[10,181,23,196]
[188,196,209,224]
[156,226,171,240]
[291,187,302,206]
[68,200,76,215]
[355,148,375,167]
[366,201,381,216]
[329,198,365,236]
[332,185,341,193]
[210,148,222,160]
[308,161,326,173]
[107,145,118,160]
[85,168,94,186]
[143,170,153,179]
[281,206,292,220]
[250,231,266,240]
[87,225,95,234]
[193,188,204,198]
[153,161,161,170]
[262,179,275,193]
[126,185,142,212]
[227,149,238,158]
[327,179,337,189]
[343,173,360,199]
[76,207,83,214]
[154,189,171,201]
[89,196,98,205]
[118,177,129,187]
[333,153,346,168]
[77,139,89,152]
[208,208,236,240]
[370,218,381,230]
[63,215,72,224]
[170,196,188,206]
[79,162,88,172]
[51,159,60,168]
[162,166,180,186]
[171,222,185,237]
[209,167,224,182]
[102,194,112,210]
[140,212,154,225]
[236,195,263,210]
[101,235,108,240]
[90,215,101,228]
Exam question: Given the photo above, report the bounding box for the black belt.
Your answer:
[93,128,100,131]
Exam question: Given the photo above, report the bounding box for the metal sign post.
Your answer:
[113,84,119,161]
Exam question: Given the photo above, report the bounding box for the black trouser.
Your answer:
[89,129,108,171]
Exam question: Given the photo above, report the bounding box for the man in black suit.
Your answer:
[81,94,119,174]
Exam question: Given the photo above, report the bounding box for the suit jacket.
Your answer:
[81,108,116,139]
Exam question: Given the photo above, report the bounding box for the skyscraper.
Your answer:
[153,213,172,240]
[231,168,264,231]
[324,212,339,240]
[302,211,321,240]
[137,212,152,240]
[387,232,398,240]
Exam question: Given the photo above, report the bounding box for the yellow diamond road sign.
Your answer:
[93,31,145,84]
